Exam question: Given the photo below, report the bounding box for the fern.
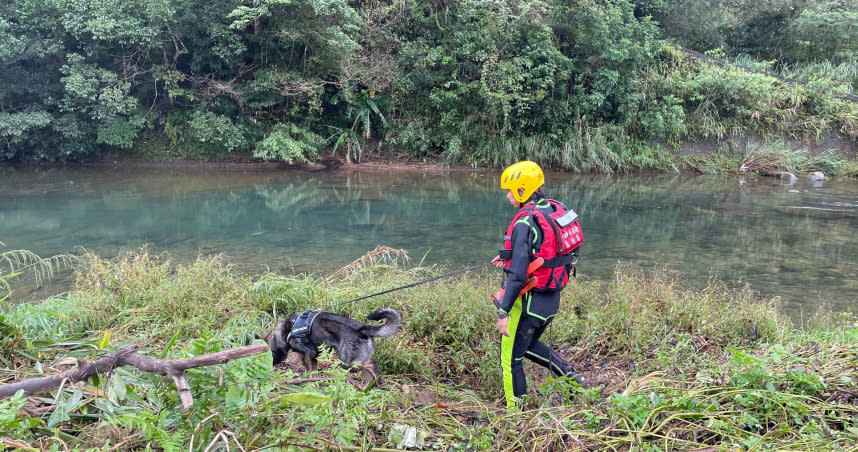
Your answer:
[113,412,184,449]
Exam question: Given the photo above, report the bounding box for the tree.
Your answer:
[721,0,810,62]
[329,88,387,163]
[789,1,858,62]
[0,0,87,160]
[551,0,660,122]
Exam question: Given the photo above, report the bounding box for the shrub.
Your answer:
[188,111,249,153]
[252,123,324,164]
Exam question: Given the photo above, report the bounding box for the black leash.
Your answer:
[337,261,492,306]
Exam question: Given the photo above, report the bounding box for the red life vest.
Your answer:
[502,199,583,291]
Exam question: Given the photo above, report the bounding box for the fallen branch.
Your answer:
[0,438,39,452]
[0,343,270,409]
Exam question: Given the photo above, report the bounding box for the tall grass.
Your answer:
[1,248,856,450]
[1,248,78,369]
[451,117,675,173]
[781,60,858,95]
[659,50,858,166]
[70,248,260,344]
[434,47,858,176]
[734,54,858,95]
[563,264,790,365]
[739,141,846,176]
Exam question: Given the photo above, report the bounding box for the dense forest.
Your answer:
[1,0,857,171]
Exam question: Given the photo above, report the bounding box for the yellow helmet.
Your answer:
[500,161,544,203]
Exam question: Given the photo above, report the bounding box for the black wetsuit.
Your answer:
[497,197,577,407]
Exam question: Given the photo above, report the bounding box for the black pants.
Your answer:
[500,291,575,407]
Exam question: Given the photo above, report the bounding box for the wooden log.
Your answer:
[0,343,270,409]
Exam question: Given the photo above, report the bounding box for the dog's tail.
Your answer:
[362,308,402,338]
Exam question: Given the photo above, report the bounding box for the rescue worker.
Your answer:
[490,160,583,407]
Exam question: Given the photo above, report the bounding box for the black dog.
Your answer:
[258,307,401,387]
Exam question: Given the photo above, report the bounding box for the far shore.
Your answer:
[13,152,494,174]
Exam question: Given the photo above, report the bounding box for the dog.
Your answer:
[258,307,401,387]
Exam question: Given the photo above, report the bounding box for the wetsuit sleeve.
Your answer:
[498,220,532,313]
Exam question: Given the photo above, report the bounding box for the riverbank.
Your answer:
[90,131,858,179]
[1,249,856,450]
[26,150,491,176]
[7,119,858,181]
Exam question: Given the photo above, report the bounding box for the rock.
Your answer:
[807,171,825,181]
[780,172,798,184]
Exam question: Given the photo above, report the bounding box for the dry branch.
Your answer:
[0,343,270,409]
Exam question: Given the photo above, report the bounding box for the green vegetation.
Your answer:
[1,0,856,174]
[0,247,78,336]
[685,140,850,176]
[1,248,856,450]
[1,249,75,303]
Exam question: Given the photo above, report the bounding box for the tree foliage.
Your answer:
[0,0,854,167]
[653,0,858,65]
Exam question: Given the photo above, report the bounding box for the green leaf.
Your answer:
[160,331,180,359]
[0,317,19,338]
[0,391,27,427]
[108,374,126,404]
[47,398,70,428]
[225,384,251,411]
[97,330,111,350]
[278,392,331,406]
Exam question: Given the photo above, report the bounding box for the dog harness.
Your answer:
[287,310,320,340]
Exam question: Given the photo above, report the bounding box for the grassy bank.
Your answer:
[1,248,857,450]
[682,139,858,179]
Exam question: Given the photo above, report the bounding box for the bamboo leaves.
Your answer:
[0,249,77,301]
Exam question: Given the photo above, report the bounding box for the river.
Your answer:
[2,163,857,322]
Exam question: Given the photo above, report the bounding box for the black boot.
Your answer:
[563,370,585,385]
[552,361,585,385]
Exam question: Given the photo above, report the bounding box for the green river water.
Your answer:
[2,164,857,322]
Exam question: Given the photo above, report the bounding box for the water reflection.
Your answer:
[1,165,856,320]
